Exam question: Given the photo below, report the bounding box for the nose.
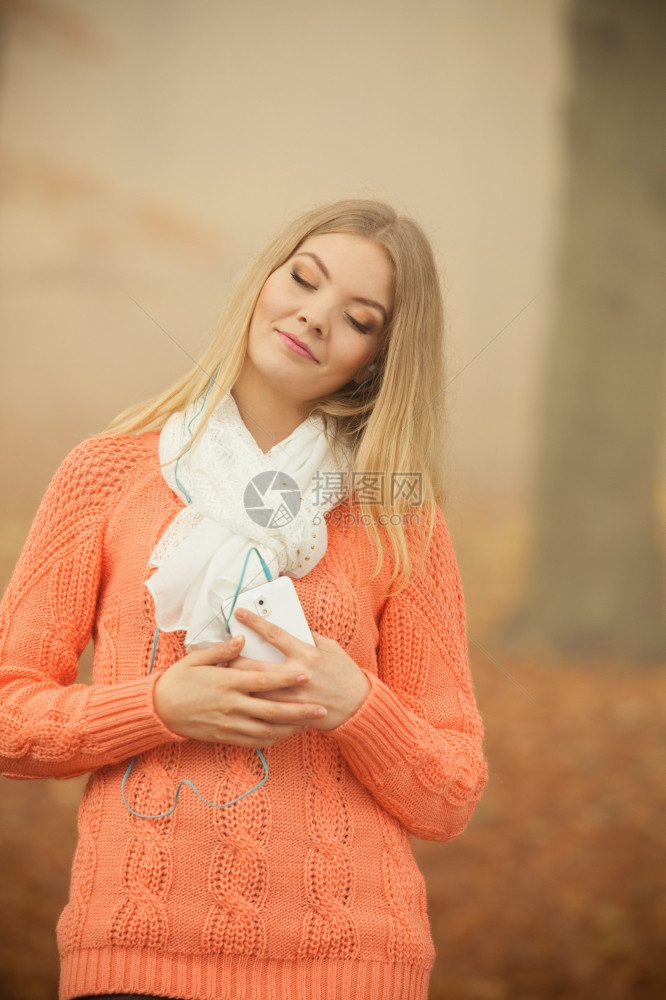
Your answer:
[297,303,327,336]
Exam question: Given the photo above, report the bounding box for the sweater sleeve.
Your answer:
[331,507,488,841]
[0,437,183,781]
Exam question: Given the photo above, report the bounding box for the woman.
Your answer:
[0,199,487,1000]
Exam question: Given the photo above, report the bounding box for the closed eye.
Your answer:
[291,268,315,290]
[346,313,371,334]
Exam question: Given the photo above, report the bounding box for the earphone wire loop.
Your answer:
[122,541,274,821]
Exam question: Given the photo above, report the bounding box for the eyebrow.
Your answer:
[294,251,389,324]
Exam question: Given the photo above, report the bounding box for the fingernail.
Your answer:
[235,608,247,620]
[296,673,310,683]
[229,635,242,645]
[315,708,327,717]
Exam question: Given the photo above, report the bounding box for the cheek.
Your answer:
[333,341,375,377]
[252,272,291,323]
[250,284,271,328]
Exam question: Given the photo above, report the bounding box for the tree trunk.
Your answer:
[523,0,666,659]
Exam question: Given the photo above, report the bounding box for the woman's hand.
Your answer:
[153,635,328,747]
[230,608,371,730]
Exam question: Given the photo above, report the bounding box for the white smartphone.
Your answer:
[222,576,315,663]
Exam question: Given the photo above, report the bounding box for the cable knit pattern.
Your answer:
[0,433,487,1000]
[377,806,431,965]
[202,745,269,957]
[299,731,359,960]
[94,592,121,685]
[56,770,104,953]
[108,741,180,948]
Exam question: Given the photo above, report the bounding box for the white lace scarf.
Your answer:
[146,392,346,650]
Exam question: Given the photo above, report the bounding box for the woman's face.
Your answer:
[244,232,394,406]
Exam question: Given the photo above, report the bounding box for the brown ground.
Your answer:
[1,505,665,999]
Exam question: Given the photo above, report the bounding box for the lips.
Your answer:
[275,329,318,362]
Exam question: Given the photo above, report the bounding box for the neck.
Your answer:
[231,364,311,454]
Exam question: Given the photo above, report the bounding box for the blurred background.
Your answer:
[0,1,664,998]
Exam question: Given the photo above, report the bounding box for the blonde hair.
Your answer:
[104,199,446,590]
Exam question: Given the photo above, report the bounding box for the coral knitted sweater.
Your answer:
[0,433,487,1000]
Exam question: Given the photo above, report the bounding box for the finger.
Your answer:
[310,630,336,650]
[228,666,312,693]
[244,696,327,726]
[186,635,244,665]
[230,722,305,748]
[252,686,305,702]
[234,607,304,656]
[230,654,284,673]
[229,654,267,671]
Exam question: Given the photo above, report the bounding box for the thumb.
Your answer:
[186,634,245,665]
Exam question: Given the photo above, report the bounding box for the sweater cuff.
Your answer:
[331,671,425,776]
[84,674,186,760]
